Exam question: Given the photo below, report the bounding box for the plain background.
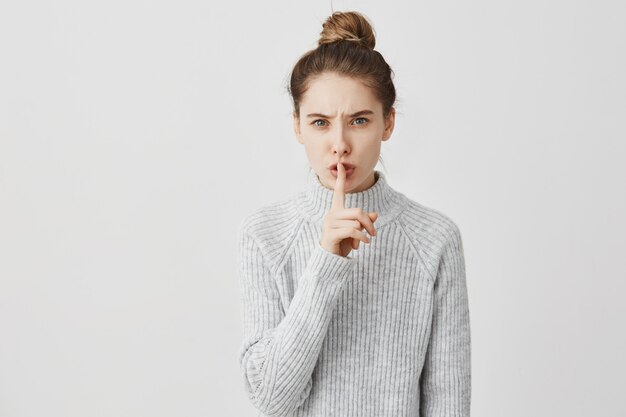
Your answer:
[1,0,625,416]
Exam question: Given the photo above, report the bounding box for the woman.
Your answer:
[236,10,471,417]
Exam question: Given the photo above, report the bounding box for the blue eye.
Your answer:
[352,117,369,125]
[312,119,327,127]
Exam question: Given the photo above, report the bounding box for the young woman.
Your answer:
[236,11,471,417]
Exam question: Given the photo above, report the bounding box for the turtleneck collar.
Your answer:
[296,168,407,228]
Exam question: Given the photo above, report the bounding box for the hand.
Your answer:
[319,162,378,257]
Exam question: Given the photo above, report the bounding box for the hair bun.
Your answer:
[318,11,376,50]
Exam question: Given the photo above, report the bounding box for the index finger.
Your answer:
[331,162,346,211]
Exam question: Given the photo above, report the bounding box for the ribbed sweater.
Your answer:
[236,169,471,417]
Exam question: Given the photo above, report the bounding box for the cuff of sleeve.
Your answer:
[304,241,356,284]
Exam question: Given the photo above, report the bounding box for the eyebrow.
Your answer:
[305,109,375,118]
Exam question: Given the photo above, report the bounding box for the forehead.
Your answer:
[300,72,381,113]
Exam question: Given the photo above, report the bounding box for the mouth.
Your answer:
[329,162,355,178]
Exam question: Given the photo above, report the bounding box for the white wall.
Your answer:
[1,0,624,416]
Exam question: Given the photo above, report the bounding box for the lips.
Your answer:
[329,162,355,178]
[329,162,356,170]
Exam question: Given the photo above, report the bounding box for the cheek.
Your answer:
[359,138,383,159]
[303,142,326,159]
[358,134,383,148]
[354,125,383,139]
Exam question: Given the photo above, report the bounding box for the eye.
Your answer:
[312,119,327,127]
[352,117,369,125]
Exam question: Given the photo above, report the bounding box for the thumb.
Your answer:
[368,212,379,222]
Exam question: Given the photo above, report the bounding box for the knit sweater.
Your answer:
[236,169,471,417]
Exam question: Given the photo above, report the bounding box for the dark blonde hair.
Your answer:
[287,11,397,120]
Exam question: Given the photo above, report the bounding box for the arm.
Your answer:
[420,223,472,417]
[237,226,356,416]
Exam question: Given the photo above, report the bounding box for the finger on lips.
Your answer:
[331,162,346,211]
[330,162,378,249]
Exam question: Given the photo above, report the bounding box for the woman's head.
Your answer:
[288,11,397,192]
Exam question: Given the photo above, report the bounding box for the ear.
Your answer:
[293,111,303,144]
[382,107,395,141]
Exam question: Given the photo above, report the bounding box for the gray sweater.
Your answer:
[236,169,471,417]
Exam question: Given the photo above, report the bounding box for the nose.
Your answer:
[331,124,350,156]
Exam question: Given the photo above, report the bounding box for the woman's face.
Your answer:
[293,72,395,193]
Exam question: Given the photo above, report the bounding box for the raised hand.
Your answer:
[319,162,379,257]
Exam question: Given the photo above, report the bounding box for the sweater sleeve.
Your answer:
[237,226,356,416]
[419,223,472,417]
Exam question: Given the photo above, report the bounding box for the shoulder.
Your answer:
[397,196,463,262]
[236,194,304,264]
